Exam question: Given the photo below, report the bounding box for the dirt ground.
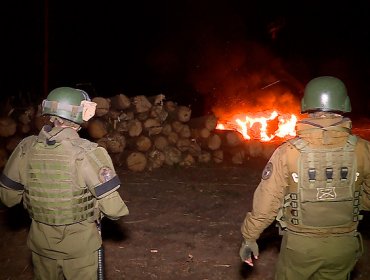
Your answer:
[1,157,370,280]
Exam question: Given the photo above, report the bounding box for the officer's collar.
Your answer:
[38,125,80,145]
[297,116,351,130]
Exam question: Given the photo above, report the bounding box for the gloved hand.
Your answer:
[239,239,259,266]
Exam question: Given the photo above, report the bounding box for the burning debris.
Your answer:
[216,110,297,142]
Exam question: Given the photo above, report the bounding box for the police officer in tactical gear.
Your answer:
[239,76,370,279]
[0,87,129,280]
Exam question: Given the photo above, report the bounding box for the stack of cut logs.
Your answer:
[0,93,280,172]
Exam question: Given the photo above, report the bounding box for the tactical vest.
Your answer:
[22,138,95,225]
[280,135,362,235]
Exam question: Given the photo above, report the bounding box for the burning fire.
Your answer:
[216,110,298,142]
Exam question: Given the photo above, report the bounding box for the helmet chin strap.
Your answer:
[50,116,81,130]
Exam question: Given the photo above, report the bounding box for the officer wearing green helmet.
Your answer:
[0,87,129,279]
[239,76,370,279]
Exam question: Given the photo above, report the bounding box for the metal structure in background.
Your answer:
[43,0,49,98]
[97,221,105,280]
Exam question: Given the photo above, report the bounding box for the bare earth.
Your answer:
[1,157,370,280]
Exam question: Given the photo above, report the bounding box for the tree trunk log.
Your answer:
[92,97,110,117]
[147,149,165,170]
[135,135,152,152]
[188,114,218,131]
[133,95,152,113]
[128,119,143,137]
[110,93,131,110]
[126,151,147,172]
[87,118,108,139]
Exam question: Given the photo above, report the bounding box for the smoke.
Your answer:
[146,1,304,117]
[187,39,303,117]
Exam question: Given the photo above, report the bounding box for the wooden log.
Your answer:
[106,132,126,154]
[178,124,191,138]
[132,95,152,113]
[224,130,244,147]
[106,109,121,120]
[204,114,218,131]
[147,149,165,170]
[188,114,218,131]
[150,105,168,122]
[171,120,184,134]
[177,105,192,123]
[128,119,143,137]
[163,146,182,166]
[119,111,135,121]
[110,93,131,110]
[126,151,147,172]
[136,112,149,121]
[167,131,179,145]
[147,126,163,136]
[96,137,109,150]
[198,151,211,163]
[230,146,246,165]
[92,97,110,117]
[212,149,224,163]
[191,127,211,139]
[179,153,195,167]
[176,137,191,152]
[166,104,192,123]
[206,133,222,151]
[115,120,129,134]
[18,106,36,125]
[135,135,152,152]
[147,94,166,106]
[246,140,263,158]
[143,118,161,131]
[87,118,108,139]
[153,135,169,151]
[161,123,172,136]
[0,117,17,137]
[188,140,202,157]
[164,100,177,113]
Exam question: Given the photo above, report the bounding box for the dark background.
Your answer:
[1,0,370,117]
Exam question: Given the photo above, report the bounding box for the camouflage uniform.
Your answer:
[241,115,370,280]
[0,125,129,279]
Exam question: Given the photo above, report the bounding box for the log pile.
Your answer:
[79,93,280,171]
[0,93,280,172]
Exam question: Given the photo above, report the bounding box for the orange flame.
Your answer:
[216,111,298,142]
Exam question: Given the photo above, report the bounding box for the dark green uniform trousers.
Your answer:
[32,251,98,280]
[275,232,362,280]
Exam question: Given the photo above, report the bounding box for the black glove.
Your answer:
[239,239,259,266]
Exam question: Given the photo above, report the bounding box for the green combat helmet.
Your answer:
[301,76,351,113]
[42,87,97,124]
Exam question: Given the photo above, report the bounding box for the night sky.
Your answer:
[2,0,370,117]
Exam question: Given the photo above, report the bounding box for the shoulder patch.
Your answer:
[262,162,273,180]
[99,166,115,183]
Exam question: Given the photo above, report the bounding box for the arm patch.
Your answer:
[262,162,273,180]
[99,167,115,183]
